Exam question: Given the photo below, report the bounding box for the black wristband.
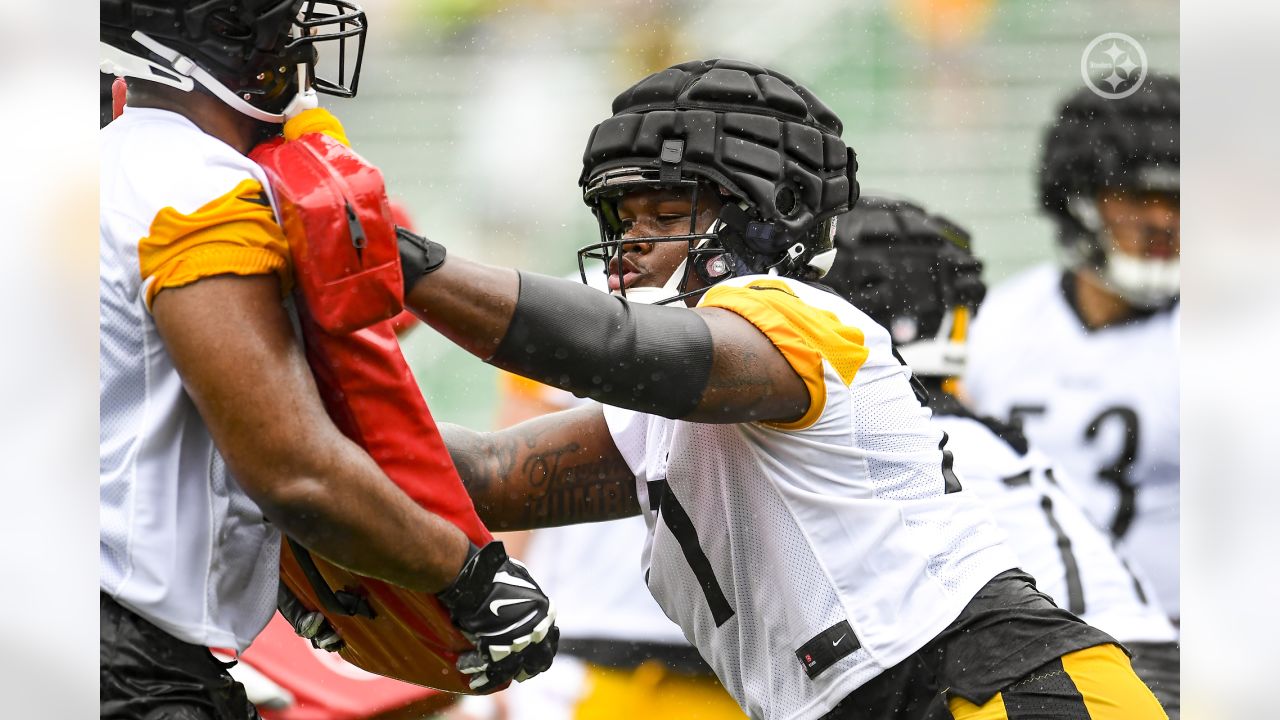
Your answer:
[436,542,498,613]
[397,225,448,297]
[489,272,714,419]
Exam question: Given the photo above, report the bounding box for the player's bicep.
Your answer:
[151,274,331,500]
[686,306,809,425]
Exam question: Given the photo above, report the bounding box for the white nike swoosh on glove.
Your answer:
[476,609,540,638]
[492,571,537,590]
[490,597,535,615]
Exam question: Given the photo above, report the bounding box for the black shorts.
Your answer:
[1128,641,1180,720]
[820,569,1123,719]
[100,593,261,720]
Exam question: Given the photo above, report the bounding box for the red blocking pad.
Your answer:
[251,134,495,693]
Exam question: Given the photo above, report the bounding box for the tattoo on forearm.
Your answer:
[517,442,632,528]
[443,421,636,530]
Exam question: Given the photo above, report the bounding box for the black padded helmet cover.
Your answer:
[580,59,859,278]
[825,196,984,345]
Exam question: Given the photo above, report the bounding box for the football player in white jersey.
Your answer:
[395,59,1165,719]
[963,76,1180,622]
[99,3,556,716]
[823,195,1180,719]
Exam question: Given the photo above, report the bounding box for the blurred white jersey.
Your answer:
[100,108,287,651]
[604,275,1017,720]
[964,264,1179,619]
[932,411,1176,644]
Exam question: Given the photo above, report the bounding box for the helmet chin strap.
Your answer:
[100,40,194,92]
[107,31,316,124]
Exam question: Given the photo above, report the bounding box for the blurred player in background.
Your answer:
[824,194,1180,718]
[99,2,555,715]
[963,75,1180,623]
[398,58,1165,719]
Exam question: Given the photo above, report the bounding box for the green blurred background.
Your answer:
[334,0,1177,431]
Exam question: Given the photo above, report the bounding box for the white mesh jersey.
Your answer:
[100,108,287,651]
[931,412,1176,644]
[603,275,1017,720]
[964,264,1179,619]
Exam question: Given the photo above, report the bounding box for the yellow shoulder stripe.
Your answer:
[700,278,868,430]
[139,178,291,309]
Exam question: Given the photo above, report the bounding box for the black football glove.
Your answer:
[437,541,559,693]
[277,583,344,652]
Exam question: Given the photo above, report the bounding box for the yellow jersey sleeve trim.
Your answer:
[139,177,291,310]
[700,278,868,431]
[283,107,351,147]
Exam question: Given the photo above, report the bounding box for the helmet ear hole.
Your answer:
[775,186,798,217]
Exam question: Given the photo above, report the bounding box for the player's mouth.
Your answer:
[607,256,642,292]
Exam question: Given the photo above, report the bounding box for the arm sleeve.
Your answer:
[489,272,713,419]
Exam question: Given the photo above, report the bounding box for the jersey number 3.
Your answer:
[1085,406,1141,539]
[1009,404,1141,540]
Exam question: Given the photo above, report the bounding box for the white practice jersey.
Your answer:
[604,275,1017,720]
[964,264,1179,619]
[931,411,1176,644]
[101,108,291,650]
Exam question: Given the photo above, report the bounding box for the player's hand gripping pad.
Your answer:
[250,111,495,693]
